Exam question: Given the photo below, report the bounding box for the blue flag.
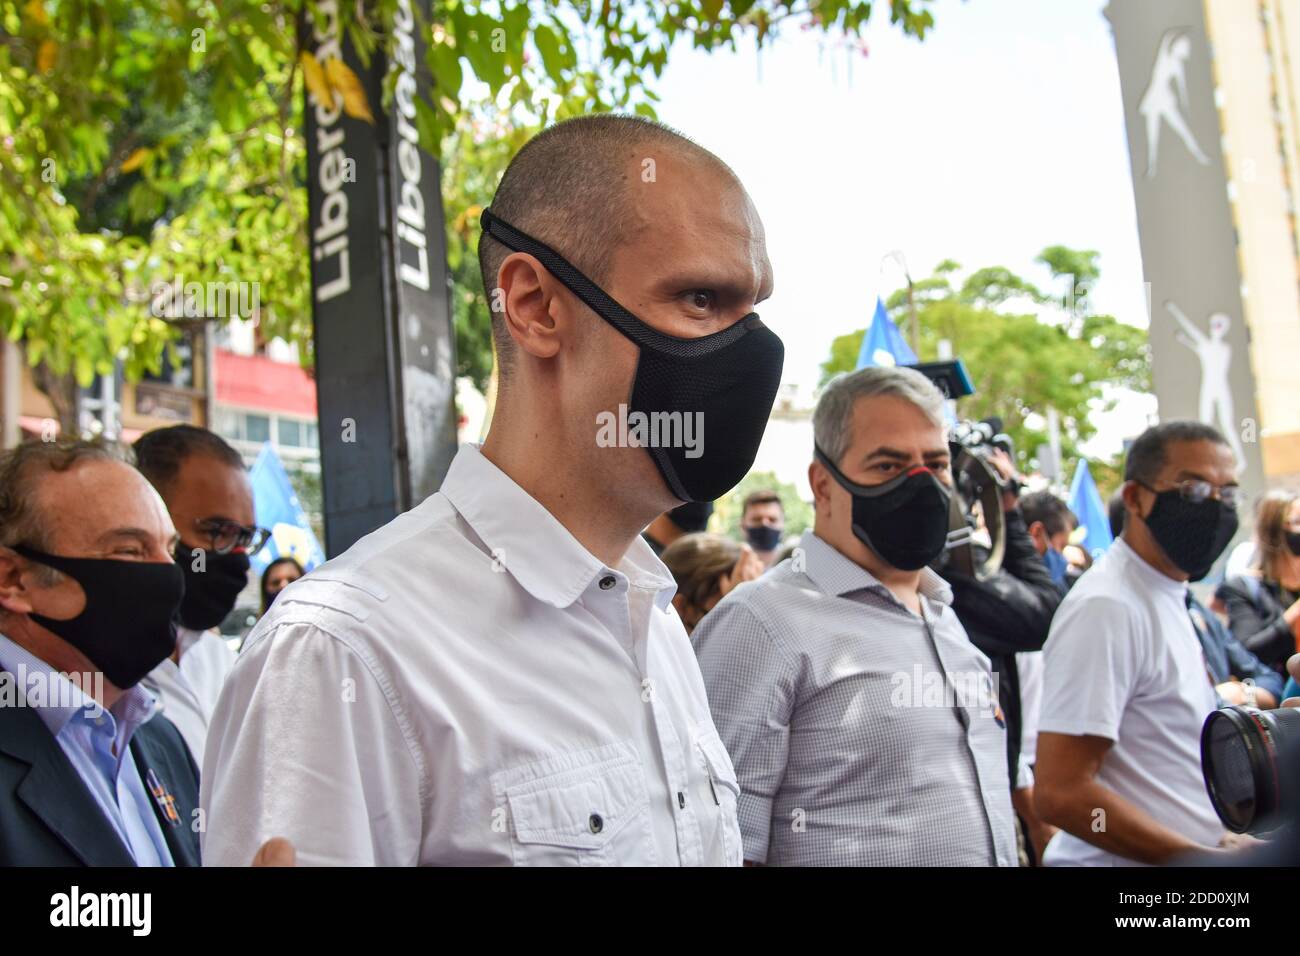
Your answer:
[248,443,326,574]
[856,297,918,369]
[1068,459,1114,558]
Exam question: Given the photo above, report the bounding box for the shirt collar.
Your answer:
[797,530,953,607]
[175,626,206,657]
[441,444,677,610]
[1112,536,1187,596]
[0,631,158,737]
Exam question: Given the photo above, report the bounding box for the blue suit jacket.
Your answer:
[1186,595,1285,702]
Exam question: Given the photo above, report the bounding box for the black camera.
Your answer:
[939,417,1018,581]
[950,417,1019,493]
[1201,705,1300,834]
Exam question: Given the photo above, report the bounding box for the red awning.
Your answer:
[214,349,318,417]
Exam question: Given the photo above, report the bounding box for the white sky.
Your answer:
[649,0,1159,464]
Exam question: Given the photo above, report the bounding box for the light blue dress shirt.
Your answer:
[0,632,175,866]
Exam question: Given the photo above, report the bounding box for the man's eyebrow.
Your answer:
[862,446,913,462]
[95,528,154,546]
[1173,470,1231,484]
[197,513,239,525]
[657,268,764,302]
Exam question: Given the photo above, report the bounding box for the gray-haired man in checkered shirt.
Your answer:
[694,366,1018,866]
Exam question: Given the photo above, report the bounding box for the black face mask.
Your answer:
[11,544,184,689]
[669,499,714,533]
[481,209,785,503]
[815,446,953,571]
[174,544,250,631]
[745,524,783,552]
[1287,531,1300,557]
[1139,486,1239,581]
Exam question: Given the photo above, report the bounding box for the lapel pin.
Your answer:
[146,768,181,827]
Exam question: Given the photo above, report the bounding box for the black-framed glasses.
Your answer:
[1142,479,1242,510]
[195,518,270,555]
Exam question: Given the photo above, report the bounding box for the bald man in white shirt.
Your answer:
[200,115,784,866]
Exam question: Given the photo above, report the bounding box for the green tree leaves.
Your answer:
[1,0,942,412]
[821,247,1152,476]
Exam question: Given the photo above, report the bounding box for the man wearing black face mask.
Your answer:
[202,115,778,866]
[1035,421,1253,866]
[740,490,785,568]
[643,499,715,556]
[0,439,201,866]
[694,366,1017,866]
[134,425,261,767]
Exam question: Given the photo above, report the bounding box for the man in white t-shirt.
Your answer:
[1035,421,1249,866]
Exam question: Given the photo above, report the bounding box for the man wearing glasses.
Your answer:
[1034,421,1251,865]
[134,426,268,767]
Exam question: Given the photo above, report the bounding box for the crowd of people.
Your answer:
[2,113,1298,868]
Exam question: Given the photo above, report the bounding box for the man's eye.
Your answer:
[686,290,715,310]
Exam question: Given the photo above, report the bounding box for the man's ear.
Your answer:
[1121,479,1146,521]
[496,252,562,361]
[809,460,834,515]
[0,548,36,616]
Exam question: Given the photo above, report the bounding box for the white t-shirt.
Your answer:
[1016,650,1044,769]
[1038,538,1222,866]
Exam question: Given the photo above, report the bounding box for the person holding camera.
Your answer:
[937,445,1063,865]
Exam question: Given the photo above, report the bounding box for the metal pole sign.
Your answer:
[301,0,458,556]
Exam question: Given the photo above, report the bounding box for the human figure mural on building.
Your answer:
[1139,29,1211,178]
[1166,300,1245,465]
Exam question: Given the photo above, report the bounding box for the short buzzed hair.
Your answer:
[743,489,784,517]
[478,114,733,379]
[134,424,244,497]
[1123,420,1229,486]
[1020,490,1075,538]
[813,366,947,466]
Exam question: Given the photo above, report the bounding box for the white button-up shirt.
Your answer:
[200,444,742,866]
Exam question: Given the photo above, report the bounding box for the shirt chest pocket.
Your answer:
[694,726,743,867]
[493,742,658,866]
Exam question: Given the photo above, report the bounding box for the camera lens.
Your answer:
[1201,705,1300,834]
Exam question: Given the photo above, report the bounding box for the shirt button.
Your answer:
[678,791,686,809]
[588,813,604,834]
[598,575,616,591]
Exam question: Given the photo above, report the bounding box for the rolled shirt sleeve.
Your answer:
[693,598,797,864]
[200,622,426,866]
[1039,595,1140,742]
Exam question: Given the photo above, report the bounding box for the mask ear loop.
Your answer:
[813,445,946,501]
[479,207,763,358]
